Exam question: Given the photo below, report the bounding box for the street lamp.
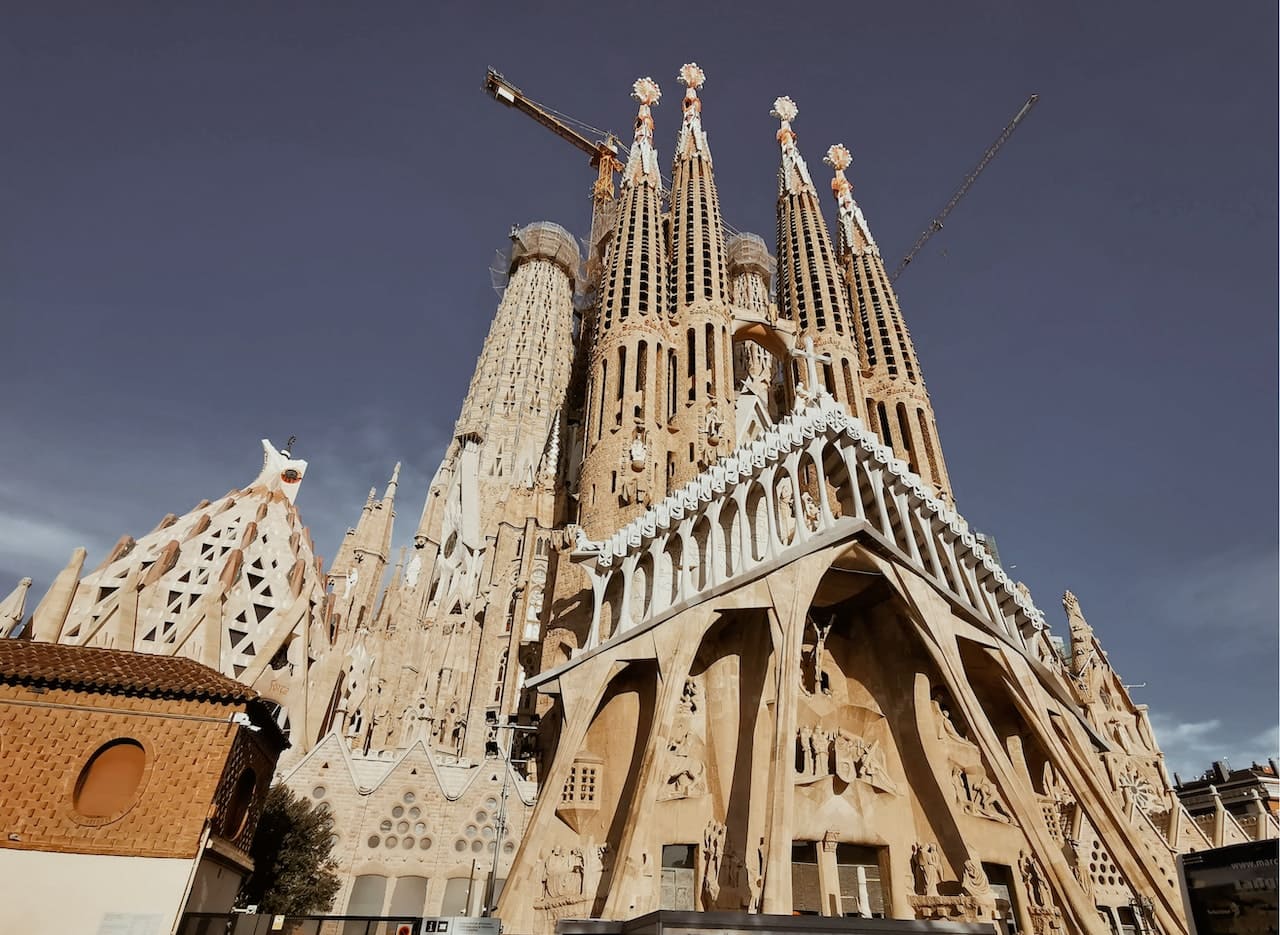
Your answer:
[482,720,539,917]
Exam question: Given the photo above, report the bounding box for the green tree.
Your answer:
[238,784,342,915]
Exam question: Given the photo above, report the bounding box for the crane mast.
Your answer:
[891,93,1039,282]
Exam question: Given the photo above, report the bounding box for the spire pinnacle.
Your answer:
[676,64,710,159]
[384,461,401,500]
[824,143,879,257]
[622,77,662,187]
[772,96,814,194]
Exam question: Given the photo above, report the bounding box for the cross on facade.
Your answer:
[792,336,831,399]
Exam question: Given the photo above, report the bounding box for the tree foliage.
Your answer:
[238,783,342,916]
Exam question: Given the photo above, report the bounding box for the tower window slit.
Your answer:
[896,402,917,472]
[687,328,697,401]
[705,323,715,382]
[597,360,608,442]
[917,408,941,484]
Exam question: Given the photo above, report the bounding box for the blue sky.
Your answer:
[1,1,1275,778]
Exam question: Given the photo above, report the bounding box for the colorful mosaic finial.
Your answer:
[623,77,662,185]
[771,96,798,125]
[772,97,811,194]
[678,63,706,92]
[824,143,852,174]
[632,77,661,107]
[824,143,878,257]
[676,64,710,158]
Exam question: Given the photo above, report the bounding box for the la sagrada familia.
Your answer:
[2,66,1216,934]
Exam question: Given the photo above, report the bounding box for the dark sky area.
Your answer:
[2,1,1276,777]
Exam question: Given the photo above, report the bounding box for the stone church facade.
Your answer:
[3,65,1213,932]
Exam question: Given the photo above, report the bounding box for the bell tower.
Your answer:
[667,63,735,485]
[826,144,953,499]
[771,97,867,420]
[578,78,671,538]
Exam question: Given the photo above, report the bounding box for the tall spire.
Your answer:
[824,143,879,258]
[579,77,672,536]
[328,462,399,630]
[672,62,727,309]
[668,63,734,483]
[772,96,815,196]
[384,461,401,501]
[621,77,662,188]
[675,63,711,160]
[771,98,865,419]
[826,143,952,498]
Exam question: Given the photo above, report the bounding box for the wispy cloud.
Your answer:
[1149,711,1279,779]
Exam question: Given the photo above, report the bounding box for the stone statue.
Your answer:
[912,842,942,896]
[932,694,969,743]
[802,490,820,531]
[1018,850,1050,909]
[812,615,832,695]
[799,725,815,776]
[702,819,726,904]
[961,859,991,899]
[665,718,705,798]
[526,584,545,623]
[620,425,653,507]
[747,838,765,913]
[777,483,796,541]
[810,728,826,776]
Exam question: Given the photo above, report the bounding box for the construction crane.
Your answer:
[484,68,623,203]
[891,93,1039,282]
[484,67,627,289]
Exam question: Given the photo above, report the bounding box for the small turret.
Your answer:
[328,461,400,630]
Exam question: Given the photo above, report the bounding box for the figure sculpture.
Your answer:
[912,842,942,896]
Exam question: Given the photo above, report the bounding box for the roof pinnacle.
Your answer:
[622,77,662,186]
[771,96,813,195]
[676,63,710,159]
[824,143,879,257]
[384,461,401,500]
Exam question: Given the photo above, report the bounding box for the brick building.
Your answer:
[0,640,287,934]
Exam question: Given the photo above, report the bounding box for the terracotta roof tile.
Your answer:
[0,640,257,702]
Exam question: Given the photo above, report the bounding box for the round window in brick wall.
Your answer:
[312,785,326,799]
[72,738,148,823]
